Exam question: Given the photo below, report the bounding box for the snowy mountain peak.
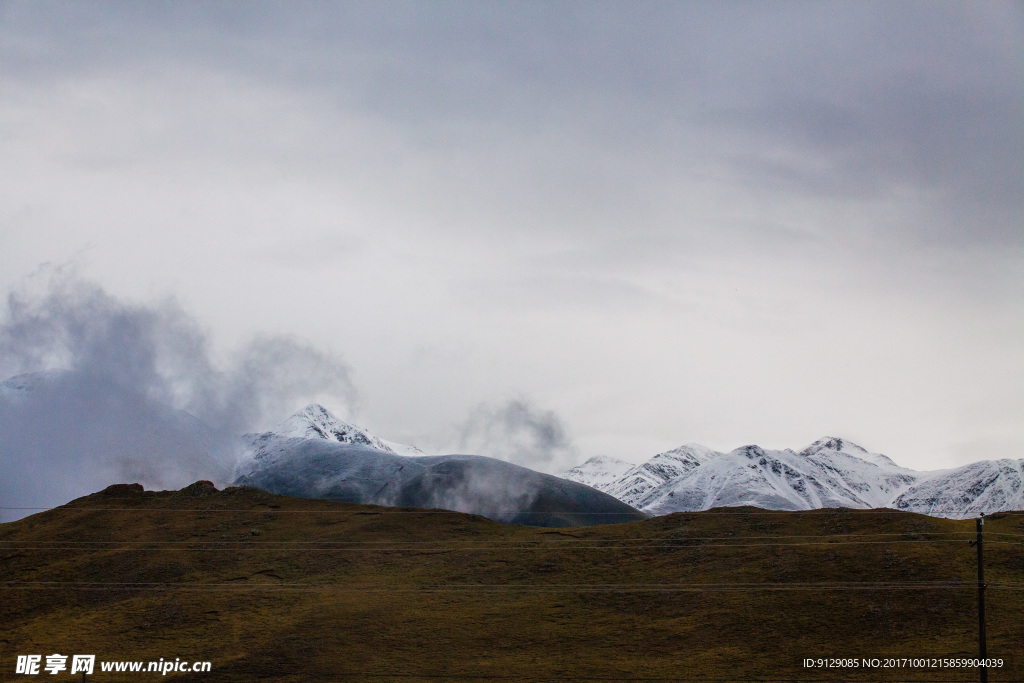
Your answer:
[655,443,717,464]
[894,459,1024,518]
[579,455,633,467]
[252,404,426,459]
[800,436,867,457]
[800,436,900,469]
[739,445,767,459]
[556,436,977,516]
[579,444,723,509]
[271,404,370,443]
[561,455,635,491]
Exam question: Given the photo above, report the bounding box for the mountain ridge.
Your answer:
[560,436,1022,518]
[2,371,1019,522]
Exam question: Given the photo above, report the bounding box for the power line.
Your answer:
[294,676,987,682]
[5,540,1024,553]
[9,505,1016,516]
[5,580,1024,593]
[0,530,1000,543]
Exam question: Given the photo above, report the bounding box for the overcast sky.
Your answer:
[1,1,1021,473]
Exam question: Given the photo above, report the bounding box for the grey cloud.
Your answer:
[717,77,1024,244]
[0,268,357,433]
[0,1,1019,476]
[457,398,577,474]
[5,1,1019,256]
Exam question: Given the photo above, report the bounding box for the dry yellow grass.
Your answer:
[3,482,1023,681]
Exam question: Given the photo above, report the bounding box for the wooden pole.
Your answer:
[973,515,987,683]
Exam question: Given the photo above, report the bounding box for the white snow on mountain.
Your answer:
[378,438,430,458]
[271,404,424,454]
[799,436,900,469]
[240,403,426,469]
[4,368,1020,521]
[605,444,718,508]
[560,436,1021,518]
[561,455,635,490]
[893,459,1024,518]
[798,438,920,507]
[639,443,917,514]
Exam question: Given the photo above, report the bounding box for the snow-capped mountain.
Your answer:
[560,437,1022,518]
[561,455,634,490]
[563,445,718,508]
[4,367,1020,523]
[605,444,717,508]
[232,403,645,526]
[799,436,900,469]
[243,403,426,462]
[638,443,918,515]
[894,459,1024,518]
[796,437,920,508]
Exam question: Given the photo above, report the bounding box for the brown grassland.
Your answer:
[2,481,1023,682]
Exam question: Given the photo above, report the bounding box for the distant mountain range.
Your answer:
[241,408,1024,519]
[2,370,1021,522]
[560,437,1024,519]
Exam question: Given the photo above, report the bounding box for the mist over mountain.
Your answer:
[456,398,578,473]
[0,375,644,526]
[0,370,226,522]
[234,403,645,527]
[0,274,358,521]
[3,366,1021,524]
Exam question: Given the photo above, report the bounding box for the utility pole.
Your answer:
[969,514,987,683]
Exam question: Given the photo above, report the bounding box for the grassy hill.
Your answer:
[2,481,1023,681]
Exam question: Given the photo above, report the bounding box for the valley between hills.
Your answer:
[3,482,1024,682]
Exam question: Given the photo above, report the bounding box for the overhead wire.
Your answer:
[5,540,1024,553]
[0,530,1003,542]
[8,505,1017,516]
[5,579,1024,593]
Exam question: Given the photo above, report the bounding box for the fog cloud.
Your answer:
[0,268,357,519]
[457,398,577,474]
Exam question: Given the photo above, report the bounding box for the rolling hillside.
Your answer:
[3,482,1024,681]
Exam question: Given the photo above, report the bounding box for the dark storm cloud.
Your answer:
[0,269,357,518]
[457,398,577,473]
